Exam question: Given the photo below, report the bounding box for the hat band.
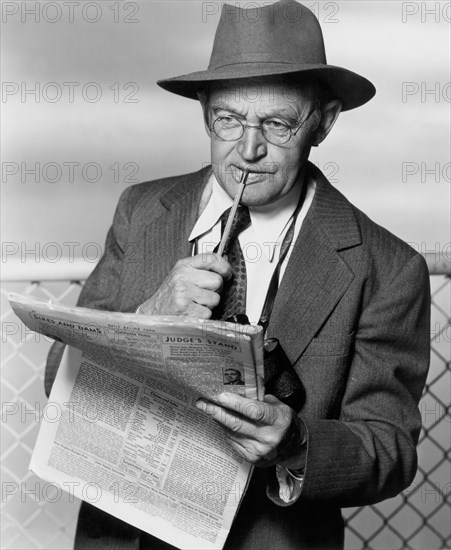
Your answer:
[209,51,303,70]
[210,60,300,71]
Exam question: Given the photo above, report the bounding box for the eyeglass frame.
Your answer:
[208,99,321,146]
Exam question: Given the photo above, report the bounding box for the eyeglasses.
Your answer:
[209,105,319,146]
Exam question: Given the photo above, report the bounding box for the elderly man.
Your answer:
[45,1,430,549]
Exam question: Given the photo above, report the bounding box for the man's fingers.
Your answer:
[191,270,225,292]
[216,392,274,424]
[263,394,284,406]
[186,253,232,279]
[186,302,214,319]
[192,287,221,309]
[197,393,285,429]
[195,400,245,433]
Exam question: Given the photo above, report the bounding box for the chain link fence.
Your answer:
[1,281,83,550]
[1,260,450,550]
[342,269,451,549]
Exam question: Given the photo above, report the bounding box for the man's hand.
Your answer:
[137,253,232,318]
[195,393,306,470]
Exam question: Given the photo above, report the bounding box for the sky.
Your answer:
[1,0,450,263]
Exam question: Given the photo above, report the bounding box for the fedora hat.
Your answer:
[157,0,375,111]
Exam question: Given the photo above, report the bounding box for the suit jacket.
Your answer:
[45,162,430,550]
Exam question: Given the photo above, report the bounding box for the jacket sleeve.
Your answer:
[296,253,431,506]
[44,186,134,398]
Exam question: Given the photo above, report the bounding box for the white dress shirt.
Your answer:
[189,173,316,324]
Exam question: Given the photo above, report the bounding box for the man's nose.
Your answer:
[236,126,267,162]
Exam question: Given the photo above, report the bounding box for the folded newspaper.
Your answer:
[9,293,265,550]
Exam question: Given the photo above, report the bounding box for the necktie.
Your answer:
[212,205,251,320]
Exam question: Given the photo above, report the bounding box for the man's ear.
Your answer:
[311,99,342,146]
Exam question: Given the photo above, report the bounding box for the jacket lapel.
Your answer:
[268,164,361,365]
[143,167,211,296]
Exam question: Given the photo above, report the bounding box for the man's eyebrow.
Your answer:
[210,102,242,114]
[263,106,301,118]
[210,102,301,122]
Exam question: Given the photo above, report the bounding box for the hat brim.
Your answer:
[157,64,375,111]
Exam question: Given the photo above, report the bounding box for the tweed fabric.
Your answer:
[212,205,251,320]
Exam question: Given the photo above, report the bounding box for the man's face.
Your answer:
[225,369,241,383]
[206,82,318,206]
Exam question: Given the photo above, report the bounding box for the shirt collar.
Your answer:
[189,175,234,242]
[189,173,304,261]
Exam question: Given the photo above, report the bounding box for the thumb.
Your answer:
[264,394,284,406]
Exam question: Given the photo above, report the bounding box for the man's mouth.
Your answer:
[232,166,274,183]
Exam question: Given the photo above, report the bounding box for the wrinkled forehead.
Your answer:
[206,79,314,113]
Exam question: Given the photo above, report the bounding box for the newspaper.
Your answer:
[9,293,265,550]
